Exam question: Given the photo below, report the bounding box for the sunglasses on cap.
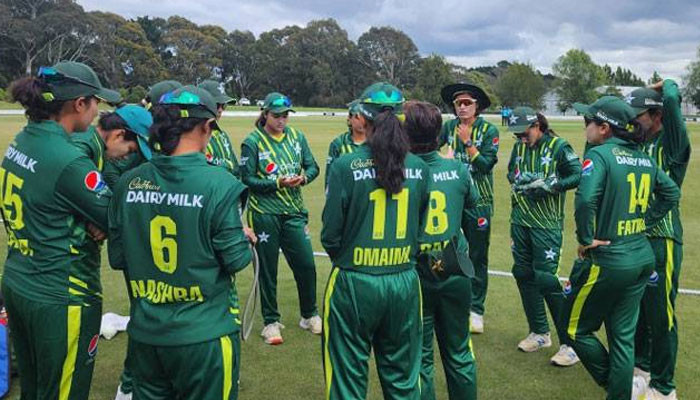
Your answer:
[363,89,403,104]
[270,96,292,108]
[453,98,477,108]
[160,90,202,106]
[38,66,102,92]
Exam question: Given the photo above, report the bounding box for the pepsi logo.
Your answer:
[265,162,279,174]
[84,171,106,192]
[88,334,99,357]
[582,159,594,176]
[563,281,572,295]
[492,137,500,146]
[649,271,659,284]
[477,218,488,228]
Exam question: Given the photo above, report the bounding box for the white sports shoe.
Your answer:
[469,312,484,334]
[261,322,285,345]
[299,315,322,335]
[549,345,579,367]
[517,332,551,352]
[645,387,677,400]
[634,367,651,385]
[631,375,648,400]
[114,384,132,400]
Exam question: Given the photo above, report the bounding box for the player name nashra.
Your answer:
[126,190,204,208]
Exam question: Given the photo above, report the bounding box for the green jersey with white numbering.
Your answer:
[108,152,251,346]
[321,146,429,275]
[240,125,319,215]
[325,130,363,187]
[507,134,581,229]
[438,116,499,207]
[1,121,111,305]
[575,137,680,268]
[642,79,690,244]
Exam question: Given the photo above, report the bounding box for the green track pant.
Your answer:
[322,268,422,400]
[561,258,652,400]
[249,211,318,325]
[634,238,682,395]
[419,273,477,400]
[464,206,492,316]
[510,224,567,343]
[130,333,240,400]
[2,280,101,400]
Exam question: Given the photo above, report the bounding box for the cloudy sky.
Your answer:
[80,0,700,83]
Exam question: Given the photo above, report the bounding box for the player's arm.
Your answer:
[107,175,126,270]
[506,143,519,184]
[553,142,582,192]
[574,152,606,246]
[239,140,279,193]
[645,168,680,229]
[55,157,111,231]
[437,121,450,149]
[213,183,253,274]
[661,79,690,182]
[300,133,319,184]
[470,124,499,172]
[321,162,347,260]
[325,139,340,188]
[462,164,479,209]
[220,130,240,178]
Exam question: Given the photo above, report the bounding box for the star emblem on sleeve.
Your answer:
[545,248,557,261]
[258,232,270,243]
[541,155,552,165]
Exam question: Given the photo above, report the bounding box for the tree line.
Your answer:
[1,0,698,111]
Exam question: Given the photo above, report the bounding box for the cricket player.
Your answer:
[108,85,252,399]
[1,61,121,399]
[438,82,500,333]
[198,80,240,177]
[506,107,581,366]
[561,96,680,400]
[404,100,479,400]
[325,100,365,188]
[239,92,320,344]
[628,79,690,400]
[321,82,429,400]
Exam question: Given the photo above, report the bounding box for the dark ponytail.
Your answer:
[367,109,409,194]
[255,111,267,129]
[149,105,208,155]
[9,77,67,122]
[536,113,557,137]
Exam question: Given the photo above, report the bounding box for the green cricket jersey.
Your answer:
[240,125,319,215]
[207,128,240,177]
[321,146,429,275]
[575,137,680,268]
[325,130,363,187]
[108,152,251,346]
[417,151,478,255]
[72,126,106,171]
[507,134,582,229]
[1,121,111,305]
[438,116,499,207]
[103,152,146,188]
[643,80,690,243]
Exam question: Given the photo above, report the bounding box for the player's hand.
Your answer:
[443,148,455,159]
[458,123,471,144]
[278,176,297,188]
[648,80,664,91]
[87,223,107,242]
[243,226,257,244]
[577,239,610,259]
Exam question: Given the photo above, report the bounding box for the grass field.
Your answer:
[0,114,698,399]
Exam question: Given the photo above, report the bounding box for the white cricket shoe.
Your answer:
[634,367,651,385]
[114,384,132,400]
[299,315,322,335]
[645,388,677,400]
[549,345,579,367]
[631,375,648,400]
[517,332,551,352]
[261,322,285,345]
[469,312,484,334]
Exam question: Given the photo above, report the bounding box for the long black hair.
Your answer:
[9,77,67,122]
[97,111,137,142]
[366,109,409,194]
[403,100,442,154]
[535,113,558,137]
[149,105,209,155]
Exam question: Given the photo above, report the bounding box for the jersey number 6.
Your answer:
[150,215,178,274]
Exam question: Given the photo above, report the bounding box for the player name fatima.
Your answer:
[126,190,204,208]
[353,167,423,181]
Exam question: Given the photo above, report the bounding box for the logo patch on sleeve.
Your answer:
[492,137,500,146]
[477,217,489,229]
[581,159,594,176]
[265,162,279,175]
[84,171,107,192]
[87,334,99,357]
[563,280,572,295]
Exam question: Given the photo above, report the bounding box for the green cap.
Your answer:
[160,85,218,120]
[347,99,361,115]
[358,82,405,120]
[38,61,121,104]
[147,80,183,106]
[573,96,636,130]
[198,80,236,105]
[262,92,295,114]
[507,106,539,134]
[625,88,663,115]
[114,104,154,160]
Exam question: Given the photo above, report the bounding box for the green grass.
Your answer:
[0,114,699,399]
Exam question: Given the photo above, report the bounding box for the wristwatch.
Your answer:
[465,139,473,148]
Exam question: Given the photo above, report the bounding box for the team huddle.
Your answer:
[0,60,689,400]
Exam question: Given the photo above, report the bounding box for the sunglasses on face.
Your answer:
[270,97,292,108]
[453,98,477,108]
